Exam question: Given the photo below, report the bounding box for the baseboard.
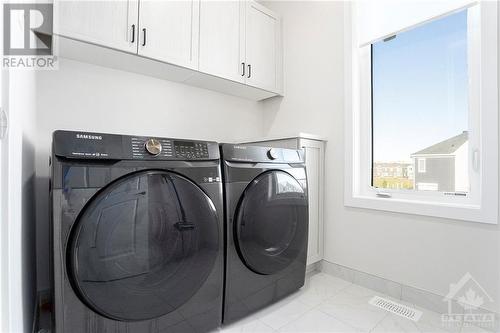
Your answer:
[320,260,499,333]
[306,261,321,275]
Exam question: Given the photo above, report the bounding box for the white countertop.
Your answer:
[237,132,327,144]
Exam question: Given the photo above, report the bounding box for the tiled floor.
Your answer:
[218,271,490,333]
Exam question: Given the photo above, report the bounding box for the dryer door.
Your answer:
[67,170,219,321]
[234,170,308,275]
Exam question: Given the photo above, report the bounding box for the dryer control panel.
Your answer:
[53,130,219,161]
[221,144,304,164]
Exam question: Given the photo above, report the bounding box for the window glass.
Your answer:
[372,10,469,193]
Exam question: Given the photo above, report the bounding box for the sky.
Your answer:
[372,9,468,163]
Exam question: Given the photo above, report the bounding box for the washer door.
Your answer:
[67,170,219,321]
[234,170,308,275]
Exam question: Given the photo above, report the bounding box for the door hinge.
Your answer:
[0,108,7,140]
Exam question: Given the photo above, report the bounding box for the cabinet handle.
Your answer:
[131,24,135,43]
[247,64,251,78]
[241,62,245,76]
[142,28,147,46]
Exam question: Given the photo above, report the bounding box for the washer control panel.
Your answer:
[53,131,219,161]
[131,137,173,159]
[174,140,209,159]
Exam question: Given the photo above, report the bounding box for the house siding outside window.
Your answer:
[411,131,468,192]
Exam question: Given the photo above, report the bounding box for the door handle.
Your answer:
[241,62,245,76]
[247,64,251,78]
[142,28,147,46]
[174,222,195,231]
[472,149,480,172]
[131,24,135,43]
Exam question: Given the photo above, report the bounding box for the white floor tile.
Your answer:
[342,284,382,298]
[220,317,276,333]
[391,298,463,333]
[368,292,462,333]
[459,323,492,333]
[295,273,352,307]
[371,314,420,333]
[278,309,362,333]
[371,313,451,333]
[258,299,315,330]
[416,307,462,333]
[317,289,388,331]
[221,272,479,333]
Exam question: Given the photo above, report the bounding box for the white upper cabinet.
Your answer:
[199,1,245,83]
[244,1,282,93]
[54,0,283,99]
[54,1,139,54]
[138,0,200,70]
[199,0,282,93]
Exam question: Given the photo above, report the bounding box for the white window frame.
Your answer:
[344,1,498,224]
[417,183,439,191]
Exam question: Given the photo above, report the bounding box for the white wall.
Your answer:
[0,3,38,331]
[261,1,343,138]
[34,58,266,290]
[262,1,499,313]
[4,69,38,333]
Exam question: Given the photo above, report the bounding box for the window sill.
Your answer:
[344,194,497,224]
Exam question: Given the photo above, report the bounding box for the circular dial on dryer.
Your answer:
[145,138,162,156]
[267,148,278,160]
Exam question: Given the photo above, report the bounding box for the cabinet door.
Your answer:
[300,139,325,265]
[138,0,200,70]
[54,0,138,53]
[245,1,281,93]
[199,1,245,82]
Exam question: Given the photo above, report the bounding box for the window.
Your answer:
[371,11,467,192]
[417,159,426,174]
[345,2,498,224]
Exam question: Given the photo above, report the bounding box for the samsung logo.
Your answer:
[233,145,247,150]
[76,134,103,140]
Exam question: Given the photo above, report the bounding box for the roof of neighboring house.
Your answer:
[411,131,468,156]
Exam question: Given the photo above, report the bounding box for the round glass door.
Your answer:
[67,170,219,321]
[234,170,308,275]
